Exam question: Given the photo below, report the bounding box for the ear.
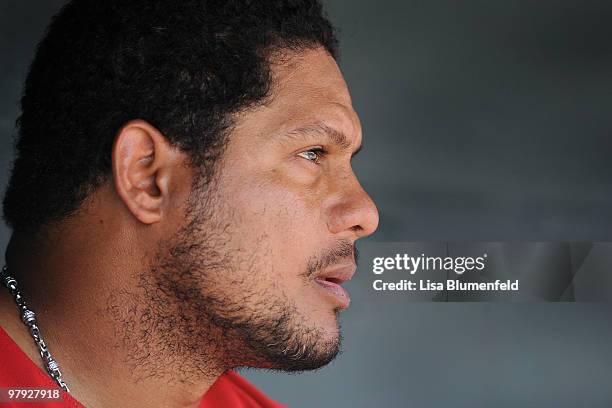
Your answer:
[112,120,186,224]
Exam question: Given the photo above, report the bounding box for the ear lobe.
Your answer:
[112,120,181,224]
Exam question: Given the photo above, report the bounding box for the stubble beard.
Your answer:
[107,172,342,384]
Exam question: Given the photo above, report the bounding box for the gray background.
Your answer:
[1,1,612,407]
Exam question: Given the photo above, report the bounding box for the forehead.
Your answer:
[271,47,352,112]
[230,47,362,148]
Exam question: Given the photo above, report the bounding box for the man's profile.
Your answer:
[0,1,379,407]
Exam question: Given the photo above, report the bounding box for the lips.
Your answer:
[313,263,356,309]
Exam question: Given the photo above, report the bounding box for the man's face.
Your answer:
[152,47,378,372]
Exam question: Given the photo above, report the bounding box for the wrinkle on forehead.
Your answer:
[227,46,361,157]
[269,47,353,107]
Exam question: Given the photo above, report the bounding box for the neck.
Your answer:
[1,222,227,407]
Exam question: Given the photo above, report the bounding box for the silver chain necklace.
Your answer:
[1,265,70,392]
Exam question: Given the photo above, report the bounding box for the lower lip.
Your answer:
[314,279,350,309]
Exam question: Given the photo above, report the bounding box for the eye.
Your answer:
[297,148,325,164]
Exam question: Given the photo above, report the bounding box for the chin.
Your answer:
[313,307,342,333]
[266,337,342,373]
[255,309,344,373]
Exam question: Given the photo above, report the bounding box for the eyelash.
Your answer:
[297,148,326,164]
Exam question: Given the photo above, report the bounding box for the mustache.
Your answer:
[305,241,359,278]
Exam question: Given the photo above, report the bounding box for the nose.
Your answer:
[326,177,379,239]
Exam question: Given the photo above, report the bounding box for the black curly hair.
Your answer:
[3,0,338,232]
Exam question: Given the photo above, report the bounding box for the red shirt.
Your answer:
[0,326,286,407]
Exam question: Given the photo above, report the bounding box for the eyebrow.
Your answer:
[280,122,362,157]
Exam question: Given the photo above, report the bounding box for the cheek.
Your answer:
[221,177,325,283]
